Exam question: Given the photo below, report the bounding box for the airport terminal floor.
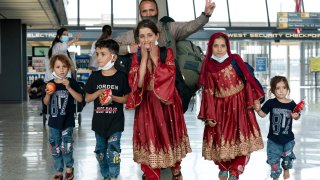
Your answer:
[0,85,319,180]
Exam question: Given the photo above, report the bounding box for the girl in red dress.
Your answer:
[126,19,191,180]
[198,32,265,180]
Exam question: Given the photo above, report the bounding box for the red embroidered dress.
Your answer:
[126,48,191,168]
[198,33,264,162]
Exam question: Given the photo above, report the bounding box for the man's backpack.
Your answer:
[160,16,204,93]
[230,56,265,103]
[114,53,132,74]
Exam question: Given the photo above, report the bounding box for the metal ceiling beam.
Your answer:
[0,0,68,29]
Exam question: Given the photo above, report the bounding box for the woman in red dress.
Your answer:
[126,19,191,180]
[198,32,264,180]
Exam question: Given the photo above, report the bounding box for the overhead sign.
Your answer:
[255,57,267,72]
[227,32,320,40]
[309,57,320,72]
[277,12,320,29]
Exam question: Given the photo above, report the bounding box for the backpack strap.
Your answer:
[159,46,167,63]
[230,55,245,82]
[160,16,176,59]
[231,55,265,103]
[162,21,174,49]
[231,55,257,82]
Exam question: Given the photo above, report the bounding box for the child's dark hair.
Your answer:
[49,54,72,70]
[270,75,290,95]
[135,19,159,38]
[95,39,119,55]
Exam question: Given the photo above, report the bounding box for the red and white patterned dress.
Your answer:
[126,48,191,168]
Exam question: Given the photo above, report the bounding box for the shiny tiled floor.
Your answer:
[0,86,319,180]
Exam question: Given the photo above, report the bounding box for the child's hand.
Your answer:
[254,100,261,112]
[205,120,216,127]
[291,112,300,120]
[45,88,54,95]
[98,89,106,95]
[62,79,70,89]
[99,89,112,105]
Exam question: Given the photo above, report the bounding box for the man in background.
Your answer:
[116,0,216,55]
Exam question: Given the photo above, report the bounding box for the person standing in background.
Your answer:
[88,25,112,71]
[47,27,80,80]
[115,0,215,55]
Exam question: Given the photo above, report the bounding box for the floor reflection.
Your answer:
[0,87,319,180]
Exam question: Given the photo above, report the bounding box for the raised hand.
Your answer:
[205,0,216,16]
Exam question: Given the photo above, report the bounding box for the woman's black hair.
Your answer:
[48,27,71,58]
[135,19,159,39]
[98,25,112,41]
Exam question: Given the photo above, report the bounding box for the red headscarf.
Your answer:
[198,32,264,95]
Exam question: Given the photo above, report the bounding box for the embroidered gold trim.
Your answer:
[221,65,234,80]
[214,80,244,97]
[133,135,192,168]
[202,127,264,161]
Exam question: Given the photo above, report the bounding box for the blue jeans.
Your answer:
[95,132,122,179]
[267,139,296,179]
[49,127,74,172]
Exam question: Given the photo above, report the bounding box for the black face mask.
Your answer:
[141,15,158,24]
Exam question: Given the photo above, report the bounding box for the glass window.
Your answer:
[289,45,300,80]
[229,0,268,26]
[168,0,194,21]
[271,44,287,77]
[113,0,137,27]
[303,0,320,12]
[195,0,229,27]
[267,0,296,25]
[65,0,111,26]
[65,0,78,25]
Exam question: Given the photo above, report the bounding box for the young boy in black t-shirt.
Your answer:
[255,76,302,180]
[85,39,130,180]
